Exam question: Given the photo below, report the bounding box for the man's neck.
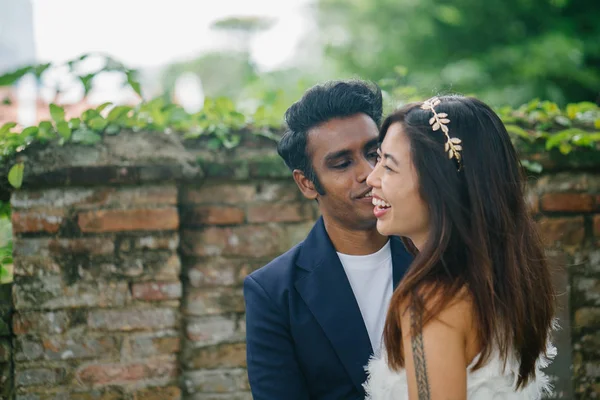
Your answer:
[323,218,389,255]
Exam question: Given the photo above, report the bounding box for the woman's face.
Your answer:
[366,122,430,248]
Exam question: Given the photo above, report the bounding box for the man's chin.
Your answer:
[354,214,378,230]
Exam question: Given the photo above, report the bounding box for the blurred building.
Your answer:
[0,0,38,126]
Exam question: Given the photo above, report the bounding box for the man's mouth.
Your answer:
[356,189,373,199]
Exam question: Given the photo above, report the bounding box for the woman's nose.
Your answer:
[366,164,381,188]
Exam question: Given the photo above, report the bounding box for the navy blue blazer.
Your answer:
[244,217,413,399]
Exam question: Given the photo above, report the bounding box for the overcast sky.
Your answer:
[32,0,312,70]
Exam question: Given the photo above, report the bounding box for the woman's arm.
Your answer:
[401,296,474,400]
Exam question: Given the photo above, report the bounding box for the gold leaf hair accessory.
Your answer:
[420,97,462,168]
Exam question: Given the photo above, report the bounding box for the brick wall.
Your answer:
[178,181,315,399]
[529,173,600,399]
[0,131,598,399]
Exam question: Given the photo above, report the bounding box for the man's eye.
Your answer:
[367,152,379,160]
[333,161,351,169]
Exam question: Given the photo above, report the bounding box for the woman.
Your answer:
[364,95,556,399]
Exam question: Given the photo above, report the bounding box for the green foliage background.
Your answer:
[316,0,600,107]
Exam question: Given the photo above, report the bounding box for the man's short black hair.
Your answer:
[277,80,383,194]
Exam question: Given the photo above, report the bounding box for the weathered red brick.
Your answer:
[13,237,114,257]
[540,193,594,212]
[87,308,178,331]
[15,367,67,387]
[76,358,176,385]
[186,315,239,344]
[183,368,248,393]
[14,335,120,361]
[181,225,287,257]
[132,281,182,301]
[117,253,181,281]
[185,287,244,316]
[67,389,126,400]
[11,186,177,210]
[13,256,61,277]
[182,206,245,226]
[118,233,179,252]
[181,184,256,205]
[526,192,539,215]
[11,209,65,233]
[247,202,313,223]
[122,334,180,358]
[13,278,129,310]
[183,342,246,369]
[0,338,11,362]
[12,310,72,335]
[537,217,585,247]
[187,257,264,287]
[133,386,181,400]
[534,173,591,192]
[574,307,600,329]
[78,208,179,232]
[255,182,300,202]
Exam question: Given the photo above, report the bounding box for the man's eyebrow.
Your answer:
[364,138,379,150]
[324,149,352,162]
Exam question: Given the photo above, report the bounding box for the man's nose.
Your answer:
[356,157,375,183]
[366,163,381,187]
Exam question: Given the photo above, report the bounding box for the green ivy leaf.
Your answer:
[82,109,101,123]
[520,159,543,173]
[21,126,39,137]
[88,117,108,132]
[0,122,17,135]
[79,74,95,95]
[107,105,132,122]
[0,265,10,283]
[38,121,55,142]
[72,128,102,145]
[69,118,81,130]
[207,138,222,150]
[56,121,72,140]
[49,103,66,123]
[105,124,120,135]
[221,134,241,149]
[505,124,534,142]
[559,143,572,154]
[0,66,33,86]
[554,115,571,127]
[8,162,25,189]
[126,71,142,97]
[595,119,600,129]
[33,63,51,79]
[96,102,113,113]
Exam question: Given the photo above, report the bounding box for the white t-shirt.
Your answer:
[337,240,393,355]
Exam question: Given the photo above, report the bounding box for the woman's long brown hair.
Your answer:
[382,96,555,388]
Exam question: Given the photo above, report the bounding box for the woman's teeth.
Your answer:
[372,198,391,208]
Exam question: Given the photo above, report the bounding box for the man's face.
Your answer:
[306,113,380,230]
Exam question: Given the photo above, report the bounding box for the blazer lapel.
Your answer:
[294,217,373,393]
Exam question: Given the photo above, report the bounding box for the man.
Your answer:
[244,80,413,399]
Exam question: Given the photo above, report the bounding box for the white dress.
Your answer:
[364,344,557,400]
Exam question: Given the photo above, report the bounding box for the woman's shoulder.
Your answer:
[397,284,481,362]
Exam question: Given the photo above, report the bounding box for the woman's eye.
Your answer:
[384,165,393,172]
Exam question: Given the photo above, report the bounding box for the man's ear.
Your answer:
[293,169,319,200]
